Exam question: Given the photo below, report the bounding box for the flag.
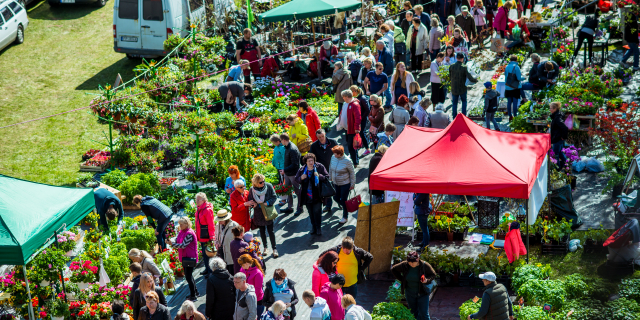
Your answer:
[247,0,254,29]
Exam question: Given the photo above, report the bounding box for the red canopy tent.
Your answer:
[369,115,551,262]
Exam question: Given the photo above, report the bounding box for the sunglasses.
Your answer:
[257,181,265,185]
[238,186,245,189]
[377,68,383,70]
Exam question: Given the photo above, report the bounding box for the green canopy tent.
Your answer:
[0,174,95,320]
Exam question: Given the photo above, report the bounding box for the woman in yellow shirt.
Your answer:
[287,114,310,157]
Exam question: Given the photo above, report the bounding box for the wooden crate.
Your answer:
[79,163,106,172]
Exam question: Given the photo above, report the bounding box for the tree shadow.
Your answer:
[30,2,107,21]
[75,57,138,90]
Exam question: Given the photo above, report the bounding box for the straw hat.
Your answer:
[214,209,232,222]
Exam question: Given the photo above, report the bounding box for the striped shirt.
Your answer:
[171,233,195,249]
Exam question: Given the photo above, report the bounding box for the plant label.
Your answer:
[435,215,441,220]
[393,280,401,289]
[472,296,479,303]
[519,297,524,306]
[543,304,552,312]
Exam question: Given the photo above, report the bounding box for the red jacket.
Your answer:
[260,57,279,78]
[230,189,251,232]
[505,228,527,263]
[195,201,215,242]
[493,7,515,32]
[297,107,322,142]
[508,20,531,39]
[346,100,362,135]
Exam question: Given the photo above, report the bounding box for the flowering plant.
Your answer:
[45,295,70,317]
[57,231,78,252]
[28,248,68,283]
[274,183,292,196]
[69,260,99,284]
[165,220,177,239]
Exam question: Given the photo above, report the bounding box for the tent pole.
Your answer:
[462,195,477,225]
[24,265,35,320]
[547,155,551,217]
[54,230,68,302]
[367,189,372,277]
[311,17,321,80]
[526,199,529,264]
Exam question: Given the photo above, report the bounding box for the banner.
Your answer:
[385,191,415,227]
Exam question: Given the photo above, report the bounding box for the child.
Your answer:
[269,134,287,205]
[483,82,500,131]
[242,232,263,257]
[128,262,142,303]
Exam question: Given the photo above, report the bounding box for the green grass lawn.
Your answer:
[0,0,137,185]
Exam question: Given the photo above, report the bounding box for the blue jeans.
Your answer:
[429,50,438,62]
[201,242,212,274]
[506,35,523,49]
[384,75,393,107]
[520,82,538,99]
[451,93,467,117]
[416,214,430,248]
[343,284,358,298]
[485,112,500,130]
[552,140,567,169]
[622,42,639,68]
[405,290,430,320]
[507,97,520,117]
[333,184,351,219]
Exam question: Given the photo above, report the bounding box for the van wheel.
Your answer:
[14,25,24,44]
[95,0,106,7]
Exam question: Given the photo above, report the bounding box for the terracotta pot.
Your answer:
[447,232,454,241]
[175,270,184,277]
[129,116,138,123]
[113,112,121,121]
[159,277,164,286]
[166,281,175,289]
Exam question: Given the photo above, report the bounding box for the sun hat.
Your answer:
[479,272,497,282]
[214,209,232,222]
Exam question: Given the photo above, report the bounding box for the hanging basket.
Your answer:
[129,116,138,123]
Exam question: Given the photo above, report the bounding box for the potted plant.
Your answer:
[46,296,70,320]
[446,218,454,241]
[205,240,216,258]
[69,260,99,289]
[57,230,78,256]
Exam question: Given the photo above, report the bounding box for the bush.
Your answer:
[119,173,160,204]
[517,279,566,309]
[100,169,129,189]
[605,298,640,320]
[563,273,590,299]
[386,286,403,303]
[121,228,156,252]
[459,298,482,320]
[514,306,552,320]
[512,264,551,291]
[371,302,415,320]
[559,299,606,320]
[618,278,640,303]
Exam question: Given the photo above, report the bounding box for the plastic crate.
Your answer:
[477,197,501,228]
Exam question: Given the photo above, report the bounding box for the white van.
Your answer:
[113,0,205,58]
[0,0,28,53]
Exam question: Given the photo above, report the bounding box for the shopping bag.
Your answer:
[320,180,336,198]
[422,57,431,70]
[490,37,506,53]
[353,134,363,149]
[345,190,362,213]
[260,203,279,221]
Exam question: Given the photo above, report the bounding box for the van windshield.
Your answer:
[143,0,163,21]
[118,0,138,19]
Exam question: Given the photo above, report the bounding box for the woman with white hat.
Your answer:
[214,209,239,275]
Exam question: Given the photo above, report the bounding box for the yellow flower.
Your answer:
[536,263,542,267]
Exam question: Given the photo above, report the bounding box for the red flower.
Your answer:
[90,311,96,316]
[78,311,85,316]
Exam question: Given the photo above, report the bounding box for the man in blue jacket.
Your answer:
[94,187,123,229]
[376,40,394,109]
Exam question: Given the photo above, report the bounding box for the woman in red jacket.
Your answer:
[505,17,531,50]
[297,100,322,142]
[493,1,515,38]
[229,180,251,232]
[337,89,362,166]
[195,192,215,276]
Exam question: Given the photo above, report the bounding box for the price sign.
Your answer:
[472,296,480,303]
[435,215,441,220]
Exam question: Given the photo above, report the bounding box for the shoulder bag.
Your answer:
[260,203,279,221]
[198,212,210,239]
[506,65,520,88]
[332,74,346,93]
[321,179,336,198]
[182,257,197,268]
[345,190,362,213]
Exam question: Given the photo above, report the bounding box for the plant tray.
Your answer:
[79,163,107,172]
[467,116,485,121]
[430,231,448,241]
[453,228,468,241]
[583,241,607,254]
[541,242,568,255]
[477,197,501,228]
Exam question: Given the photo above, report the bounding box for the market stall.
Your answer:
[0,174,95,320]
[369,115,551,262]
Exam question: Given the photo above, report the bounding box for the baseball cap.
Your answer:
[484,81,493,89]
[479,272,496,282]
[462,5,469,11]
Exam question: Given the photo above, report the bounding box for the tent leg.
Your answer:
[311,17,321,80]
[24,265,35,320]
[463,195,477,225]
[368,190,372,277]
[526,199,530,264]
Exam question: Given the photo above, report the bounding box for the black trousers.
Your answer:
[573,31,594,63]
[184,266,196,297]
[259,224,277,249]
[346,134,359,165]
[306,201,323,233]
[226,264,234,275]
[411,51,423,71]
[224,101,237,113]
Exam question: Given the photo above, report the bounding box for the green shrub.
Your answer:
[101,169,129,189]
[563,274,590,299]
[372,302,415,320]
[386,285,403,303]
[121,228,156,252]
[514,306,552,320]
[102,242,129,284]
[119,173,160,204]
[512,264,551,291]
[618,278,640,303]
[559,299,606,320]
[517,279,566,309]
[605,298,640,320]
[459,298,482,320]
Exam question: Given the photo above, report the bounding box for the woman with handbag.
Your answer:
[166,217,199,301]
[287,114,310,157]
[195,192,216,277]
[329,145,356,225]
[367,95,385,150]
[230,179,252,232]
[351,86,371,157]
[247,173,279,258]
[295,153,329,236]
[239,254,266,315]
[390,251,437,320]
[214,209,240,275]
[263,269,299,320]
[405,17,429,73]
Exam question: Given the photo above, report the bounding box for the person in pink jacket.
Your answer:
[504,222,527,263]
[195,192,215,276]
[312,251,339,296]
[239,254,266,315]
[320,274,345,320]
[493,1,515,38]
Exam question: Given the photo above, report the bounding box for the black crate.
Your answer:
[477,197,501,228]
[583,240,607,255]
[430,231,448,241]
[541,241,568,255]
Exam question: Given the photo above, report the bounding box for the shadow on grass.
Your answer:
[75,57,139,90]
[29,1,106,21]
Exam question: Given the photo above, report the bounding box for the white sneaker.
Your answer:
[272,249,279,258]
[262,248,269,256]
[339,218,348,224]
